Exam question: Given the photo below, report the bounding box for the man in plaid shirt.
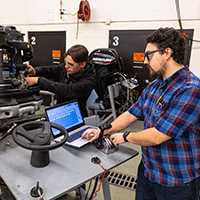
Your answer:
[82,27,200,199]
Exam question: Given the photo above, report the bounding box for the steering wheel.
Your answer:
[12,121,69,167]
[12,121,68,150]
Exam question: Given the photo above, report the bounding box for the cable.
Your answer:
[174,0,188,38]
[130,89,140,101]
[78,187,82,200]
[0,123,17,142]
[63,9,77,16]
[12,48,18,64]
[90,161,107,200]
[85,180,92,200]
[89,177,98,200]
[38,189,45,200]
[175,0,200,42]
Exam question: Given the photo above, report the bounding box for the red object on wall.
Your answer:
[77,0,91,21]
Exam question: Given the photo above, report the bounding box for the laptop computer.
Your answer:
[45,100,97,148]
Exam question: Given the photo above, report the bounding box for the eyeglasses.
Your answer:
[64,60,79,67]
[144,48,164,61]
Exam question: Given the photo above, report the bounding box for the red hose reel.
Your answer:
[77,0,91,21]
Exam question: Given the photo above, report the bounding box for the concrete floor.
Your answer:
[55,119,144,200]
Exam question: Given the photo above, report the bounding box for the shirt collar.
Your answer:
[157,66,188,87]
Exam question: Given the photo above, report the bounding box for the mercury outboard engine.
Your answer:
[89,48,124,102]
[0,26,43,129]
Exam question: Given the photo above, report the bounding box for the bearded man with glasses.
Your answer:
[82,27,200,199]
[25,44,96,118]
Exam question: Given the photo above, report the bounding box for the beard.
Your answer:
[147,61,167,80]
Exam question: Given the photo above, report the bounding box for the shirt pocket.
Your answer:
[154,100,170,117]
[154,103,163,117]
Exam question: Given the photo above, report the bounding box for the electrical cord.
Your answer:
[175,0,200,42]
[0,123,17,142]
[89,177,98,200]
[59,0,77,17]
[38,189,45,200]
[0,116,45,142]
[85,180,92,200]
[131,89,140,101]
[12,49,18,64]
[90,161,107,200]
[78,187,82,200]
[63,9,77,16]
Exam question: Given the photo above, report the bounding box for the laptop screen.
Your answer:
[45,100,84,137]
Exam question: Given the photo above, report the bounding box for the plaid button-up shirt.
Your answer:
[129,66,200,186]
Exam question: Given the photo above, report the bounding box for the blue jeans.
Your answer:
[135,161,200,200]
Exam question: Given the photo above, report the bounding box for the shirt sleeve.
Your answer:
[35,64,64,82]
[38,75,95,99]
[155,86,200,138]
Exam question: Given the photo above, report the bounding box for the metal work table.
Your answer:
[0,135,138,200]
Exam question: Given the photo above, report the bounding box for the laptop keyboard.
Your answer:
[67,127,91,143]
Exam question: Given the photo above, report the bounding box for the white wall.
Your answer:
[1,0,200,77]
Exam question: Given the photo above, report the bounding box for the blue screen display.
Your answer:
[46,101,83,136]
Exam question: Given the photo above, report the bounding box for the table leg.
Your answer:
[102,177,111,200]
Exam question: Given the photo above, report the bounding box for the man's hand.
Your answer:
[25,63,36,76]
[81,128,101,143]
[25,77,38,86]
[110,133,125,147]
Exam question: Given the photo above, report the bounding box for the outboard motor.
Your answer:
[0,26,43,129]
[89,48,124,103]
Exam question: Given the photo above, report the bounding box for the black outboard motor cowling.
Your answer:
[89,48,124,102]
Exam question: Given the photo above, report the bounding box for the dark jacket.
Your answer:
[35,62,96,118]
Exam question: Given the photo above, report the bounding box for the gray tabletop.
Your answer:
[0,138,138,200]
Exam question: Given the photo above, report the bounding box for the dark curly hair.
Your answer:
[64,44,89,63]
[146,27,186,65]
